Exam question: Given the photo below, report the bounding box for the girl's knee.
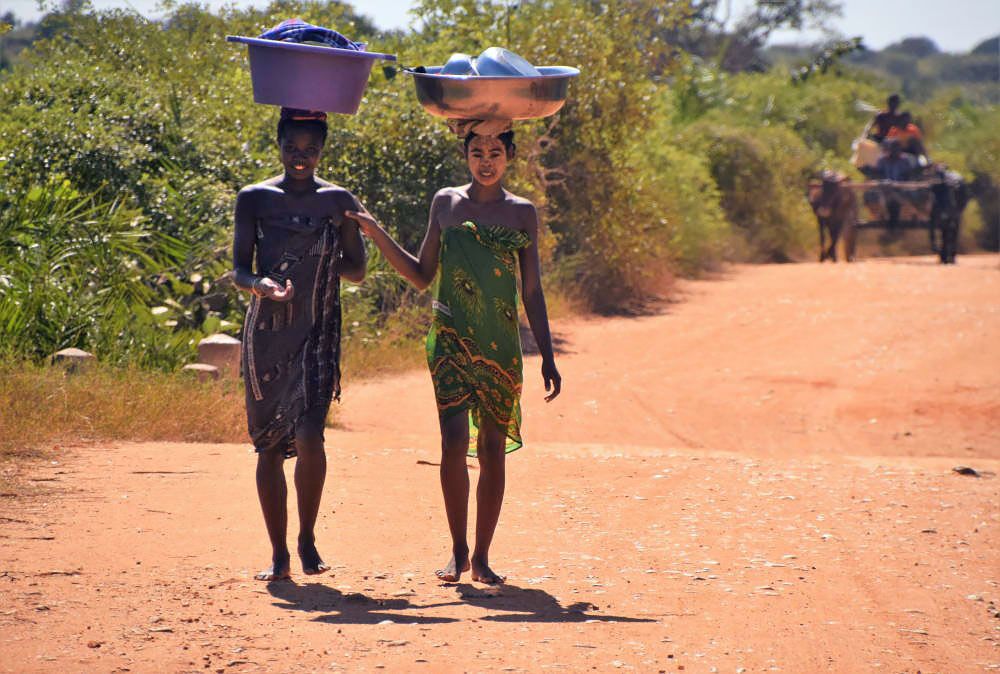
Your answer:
[256,448,286,468]
[295,433,325,457]
[476,443,505,467]
[440,437,468,462]
[295,409,327,457]
[440,417,470,457]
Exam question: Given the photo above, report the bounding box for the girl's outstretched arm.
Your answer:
[517,203,562,401]
[344,193,444,291]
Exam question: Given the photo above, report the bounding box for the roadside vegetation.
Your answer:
[0,361,247,469]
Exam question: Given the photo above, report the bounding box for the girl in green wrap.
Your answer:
[345,130,561,585]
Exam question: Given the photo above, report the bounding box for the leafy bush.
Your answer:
[0,176,198,365]
[681,122,817,262]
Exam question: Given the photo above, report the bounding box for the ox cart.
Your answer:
[808,169,969,264]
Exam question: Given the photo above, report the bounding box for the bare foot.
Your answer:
[255,552,291,581]
[435,551,471,583]
[297,541,330,576]
[471,557,505,586]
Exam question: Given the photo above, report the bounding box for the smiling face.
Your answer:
[278,125,324,181]
[465,134,512,187]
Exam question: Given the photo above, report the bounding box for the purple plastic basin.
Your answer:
[226,36,396,114]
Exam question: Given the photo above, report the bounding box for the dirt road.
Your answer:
[2,256,998,673]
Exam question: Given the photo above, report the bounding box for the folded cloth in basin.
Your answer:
[446,118,513,138]
[260,18,365,51]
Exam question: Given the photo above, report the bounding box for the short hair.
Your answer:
[464,130,516,154]
[888,94,901,107]
[276,118,328,146]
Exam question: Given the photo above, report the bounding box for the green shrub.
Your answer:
[682,122,818,262]
[0,177,200,366]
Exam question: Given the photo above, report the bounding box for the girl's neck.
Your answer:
[466,180,505,204]
[280,173,317,194]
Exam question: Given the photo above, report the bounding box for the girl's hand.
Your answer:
[344,208,380,237]
[542,359,562,402]
[253,277,294,302]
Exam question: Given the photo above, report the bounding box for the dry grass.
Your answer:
[0,292,583,474]
[0,361,249,461]
[342,334,426,380]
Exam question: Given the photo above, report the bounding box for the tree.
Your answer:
[664,0,843,72]
[971,36,998,56]
[884,36,940,58]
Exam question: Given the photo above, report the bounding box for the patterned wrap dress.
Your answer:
[427,221,530,456]
[241,213,342,457]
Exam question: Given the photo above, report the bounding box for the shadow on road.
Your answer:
[267,582,457,624]
[267,580,655,625]
[450,582,656,623]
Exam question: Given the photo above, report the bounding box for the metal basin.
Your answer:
[408,66,579,120]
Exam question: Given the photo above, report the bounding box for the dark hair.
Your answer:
[463,130,516,154]
[888,93,901,107]
[277,118,328,145]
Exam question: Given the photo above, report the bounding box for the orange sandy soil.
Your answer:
[2,256,998,674]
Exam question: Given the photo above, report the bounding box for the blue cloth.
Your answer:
[876,154,917,182]
[259,18,364,51]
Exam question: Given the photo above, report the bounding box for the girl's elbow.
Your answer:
[343,269,365,283]
[339,259,366,283]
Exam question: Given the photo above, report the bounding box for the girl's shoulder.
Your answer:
[504,191,536,210]
[239,176,283,195]
[430,186,465,219]
[314,177,347,194]
[433,185,465,202]
[315,181,358,205]
[501,191,538,222]
[235,179,283,209]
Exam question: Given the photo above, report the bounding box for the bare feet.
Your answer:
[297,539,330,576]
[471,557,505,586]
[254,551,291,581]
[435,549,471,583]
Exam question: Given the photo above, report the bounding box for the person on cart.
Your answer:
[871,139,918,228]
[854,94,904,176]
[887,111,928,164]
[876,139,917,182]
[869,94,904,143]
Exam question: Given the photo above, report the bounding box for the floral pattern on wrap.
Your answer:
[427,221,530,456]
